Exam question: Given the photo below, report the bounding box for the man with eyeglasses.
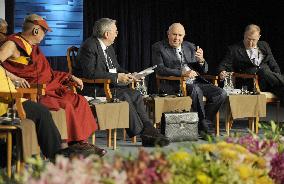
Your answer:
[0,14,107,157]
[75,18,170,147]
[218,24,284,105]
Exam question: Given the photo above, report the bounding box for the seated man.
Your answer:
[0,66,67,159]
[0,14,106,156]
[74,18,169,147]
[152,23,226,136]
[218,24,284,105]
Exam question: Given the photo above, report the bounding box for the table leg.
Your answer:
[92,133,96,145]
[7,131,12,178]
[255,117,259,134]
[248,117,255,132]
[215,111,220,136]
[113,129,117,150]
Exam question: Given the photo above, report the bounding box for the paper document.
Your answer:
[132,65,157,79]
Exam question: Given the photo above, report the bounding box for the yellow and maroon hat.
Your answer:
[29,19,52,32]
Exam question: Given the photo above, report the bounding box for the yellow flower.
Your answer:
[255,176,274,184]
[236,165,253,180]
[196,172,212,184]
[234,144,250,154]
[168,151,191,162]
[216,141,234,149]
[198,144,216,153]
[220,149,238,160]
[256,157,267,168]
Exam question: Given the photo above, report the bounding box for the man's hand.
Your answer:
[183,70,198,78]
[219,70,228,80]
[118,73,136,84]
[195,47,205,63]
[71,75,84,90]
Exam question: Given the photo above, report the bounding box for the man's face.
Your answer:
[167,25,185,48]
[105,23,118,46]
[243,30,260,49]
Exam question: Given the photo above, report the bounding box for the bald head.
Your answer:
[167,23,185,48]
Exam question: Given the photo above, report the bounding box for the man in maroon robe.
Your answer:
[0,14,106,157]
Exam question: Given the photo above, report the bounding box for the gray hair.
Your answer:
[0,18,8,33]
[167,23,185,35]
[93,18,116,38]
[244,24,261,34]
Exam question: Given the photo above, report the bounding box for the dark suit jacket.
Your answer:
[74,36,128,96]
[218,41,283,91]
[152,40,209,94]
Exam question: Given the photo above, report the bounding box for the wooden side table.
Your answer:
[224,94,266,135]
[93,102,129,150]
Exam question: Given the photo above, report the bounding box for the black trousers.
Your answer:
[23,100,61,158]
[114,87,152,137]
[187,82,227,125]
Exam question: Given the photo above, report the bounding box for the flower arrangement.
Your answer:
[3,121,284,184]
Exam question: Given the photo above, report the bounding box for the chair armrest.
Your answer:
[81,78,112,101]
[156,75,187,96]
[16,84,46,102]
[232,73,260,92]
[201,74,218,86]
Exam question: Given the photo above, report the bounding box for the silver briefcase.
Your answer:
[161,112,198,142]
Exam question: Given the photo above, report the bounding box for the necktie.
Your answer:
[104,48,113,69]
[175,48,182,61]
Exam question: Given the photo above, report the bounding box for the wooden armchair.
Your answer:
[0,91,38,178]
[156,74,221,135]
[67,46,136,147]
[66,46,112,100]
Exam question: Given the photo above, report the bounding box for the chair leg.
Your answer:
[7,131,12,178]
[113,129,117,150]
[107,129,112,147]
[131,136,136,144]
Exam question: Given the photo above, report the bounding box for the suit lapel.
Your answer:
[182,44,192,63]
[164,43,177,62]
[237,42,255,66]
[94,38,108,68]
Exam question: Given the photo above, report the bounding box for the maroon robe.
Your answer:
[2,34,97,142]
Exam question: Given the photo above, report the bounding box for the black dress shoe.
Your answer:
[141,127,170,147]
[70,142,107,157]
